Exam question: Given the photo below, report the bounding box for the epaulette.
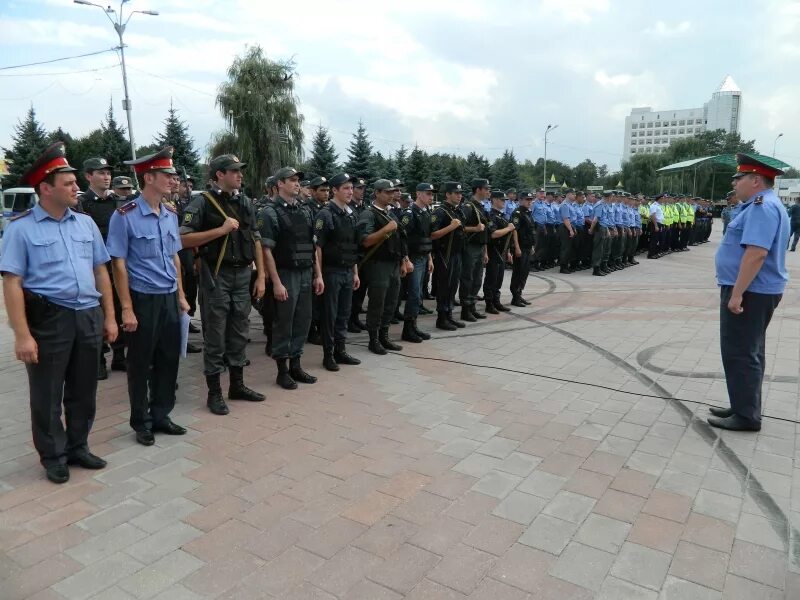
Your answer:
[117,201,137,214]
[754,195,764,205]
[162,202,177,214]
[9,209,32,222]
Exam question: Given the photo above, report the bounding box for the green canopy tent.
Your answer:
[656,153,792,201]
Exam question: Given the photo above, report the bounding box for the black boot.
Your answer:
[511,296,526,307]
[97,355,108,381]
[447,312,466,328]
[334,341,361,365]
[307,322,322,345]
[436,313,457,331]
[289,357,317,384]
[275,358,297,390]
[379,328,403,351]
[412,319,431,340]
[347,317,362,334]
[494,301,511,312]
[419,304,433,315]
[264,338,272,356]
[471,305,487,319]
[228,366,265,402]
[323,349,339,372]
[485,302,499,315]
[592,267,605,276]
[461,307,477,322]
[401,320,423,343]
[368,330,387,355]
[110,348,126,372]
[206,374,229,415]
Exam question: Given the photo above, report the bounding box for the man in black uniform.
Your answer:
[112,175,135,201]
[175,173,202,345]
[180,154,266,415]
[304,176,329,345]
[315,173,362,371]
[348,177,368,333]
[483,191,516,313]
[431,182,465,330]
[357,179,412,354]
[79,157,127,378]
[401,183,435,343]
[256,175,277,354]
[459,178,490,321]
[510,191,534,306]
[260,167,324,388]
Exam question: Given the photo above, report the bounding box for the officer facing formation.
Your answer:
[314,173,362,371]
[180,154,266,415]
[0,142,116,483]
[430,182,465,330]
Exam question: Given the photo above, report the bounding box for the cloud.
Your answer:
[539,0,610,23]
[645,20,693,37]
[594,70,633,88]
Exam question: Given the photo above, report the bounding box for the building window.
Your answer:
[671,121,677,126]
[631,149,637,154]
[671,129,676,135]
[647,131,653,136]
[647,123,653,128]
[678,129,685,134]
[679,120,685,125]
[631,123,638,129]
[646,139,652,144]
[655,122,661,127]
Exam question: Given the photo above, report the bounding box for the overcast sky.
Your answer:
[1,0,798,172]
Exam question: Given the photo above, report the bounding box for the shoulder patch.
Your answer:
[315,218,324,231]
[431,214,438,224]
[9,209,32,222]
[117,201,137,214]
[183,212,193,224]
[401,214,411,226]
[754,195,764,205]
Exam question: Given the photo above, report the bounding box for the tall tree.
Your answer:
[344,120,375,181]
[394,145,409,177]
[154,100,201,179]
[306,125,338,179]
[403,146,429,191]
[216,45,304,193]
[491,149,519,190]
[3,106,49,187]
[100,100,132,174]
[572,159,599,189]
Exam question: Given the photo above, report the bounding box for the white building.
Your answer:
[622,75,742,161]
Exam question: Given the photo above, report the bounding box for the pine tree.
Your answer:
[491,149,520,191]
[154,100,201,179]
[306,125,338,178]
[344,120,375,181]
[2,106,49,187]
[403,146,429,192]
[394,146,408,176]
[100,100,132,173]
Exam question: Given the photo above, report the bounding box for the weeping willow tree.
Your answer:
[216,45,304,193]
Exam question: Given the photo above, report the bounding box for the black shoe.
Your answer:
[485,302,499,315]
[307,326,323,346]
[347,320,362,334]
[289,357,317,384]
[46,464,70,484]
[419,305,433,315]
[471,307,487,319]
[412,319,431,340]
[323,351,340,372]
[447,314,466,329]
[206,374,230,414]
[110,359,127,372]
[153,419,187,435]
[275,358,298,389]
[630,259,639,265]
[708,406,735,418]
[494,302,511,312]
[436,315,457,331]
[264,340,272,356]
[592,267,605,276]
[401,321,423,343]
[521,298,531,305]
[461,308,477,322]
[189,321,201,334]
[334,342,361,365]
[186,342,202,354]
[707,415,760,432]
[228,383,265,401]
[476,295,484,301]
[559,267,572,274]
[97,359,108,381]
[511,297,526,307]
[67,451,107,469]
[379,328,403,351]
[423,292,435,300]
[136,430,155,446]
[368,330,388,354]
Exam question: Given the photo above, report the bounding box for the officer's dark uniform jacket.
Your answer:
[511,206,534,249]
[403,203,433,258]
[261,198,315,269]
[78,188,123,240]
[181,187,258,268]
[461,199,489,246]
[431,202,465,256]
[487,208,513,257]
[358,205,406,263]
[316,203,358,270]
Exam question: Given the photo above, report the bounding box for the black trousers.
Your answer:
[510,246,532,297]
[178,248,198,316]
[483,250,505,305]
[361,260,401,330]
[127,291,180,432]
[27,305,103,468]
[322,267,354,351]
[648,224,661,256]
[200,265,251,376]
[558,225,574,266]
[719,286,781,424]
[532,225,548,265]
[434,248,462,315]
[459,244,485,308]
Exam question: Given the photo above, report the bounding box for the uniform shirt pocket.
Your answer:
[134,233,160,258]
[166,230,179,256]
[71,233,94,259]
[30,238,59,264]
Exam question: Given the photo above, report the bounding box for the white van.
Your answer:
[0,187,38,238]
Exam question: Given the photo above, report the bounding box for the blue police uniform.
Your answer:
[712,157,790,431]
[504,199,518,220]
[531,199,549,269]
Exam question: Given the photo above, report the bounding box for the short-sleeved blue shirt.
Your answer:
[532,200,548,225]
[106,199,181,294]
[0,204,109,310]
[650,201,664,224]
[545,202,558,225]
[715,188,789,294]
[559,201,571,225]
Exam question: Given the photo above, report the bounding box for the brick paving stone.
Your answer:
[495,452,540,477]
[593,489,646,523]
[368,543,440,595]
[341,491,402,526]
[575,513,631,553]
[692,489,742,523]
[516,470,566,499]
[536,452,584,478]
[466,578,528,600]
[232,547,318,597]
[627,513,684,553]
[353,515,418,558]
[295,516,366,559]
[641,489,692,523]
[66,523,147,566]
[123,521,203,565]
[52,551,145,600]
[610,542,672,591]
[307,546,384,597]
[470,470,522,499]
[721,574,785,600]
[408,515,472,555]
[8,525,90,568]
[444,491,500,525]
[680,512,735,553]
[581,451,628,477]
[491,490,547,525]
[611,468,658,497]
[490,543,555,593]
[734,511,788,551]
[405,579,467,599]
[563,468,613,498]
[597,576,658,600]
[463,515,524,556]
[542,490,596,524]
[342,580,403,600]
[245,516,314,562]
[423,471,477,500]
[182,518,261,562]
[549,541,615,592]
[728,540,787,589]
[116,549,203,599]
[518,514,579,555]
[392,490,452,525]
[668,540,728,591]
[658,576,722,599]
[377,471,431,500]
[428,543,496,594]
[452,453,503,478]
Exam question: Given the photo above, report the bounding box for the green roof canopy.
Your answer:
[657,153,791,174]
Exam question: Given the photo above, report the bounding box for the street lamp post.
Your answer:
[543,124,558,191]
[773,132,784,158]
[74,0,159,168]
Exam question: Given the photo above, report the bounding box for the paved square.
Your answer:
[1,229,799,598]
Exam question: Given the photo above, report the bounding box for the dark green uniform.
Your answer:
[510,204,533,301]
[459,199,488,313]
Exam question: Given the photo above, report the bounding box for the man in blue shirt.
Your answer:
[544,192,560,268]
[558,189,577,273]
[787,197,800,251]
[711,154,790,432]
[0,143,117,483]
[531,189,549,271]
[648,194,665,258]
[107,147,191,446]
